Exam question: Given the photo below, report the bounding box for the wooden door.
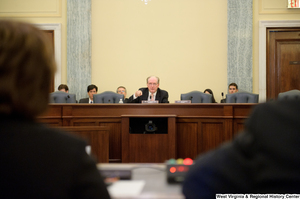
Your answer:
[267,28,300,100]
[43,30,55,93]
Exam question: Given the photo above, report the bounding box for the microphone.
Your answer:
[190,96,193,102]
[150,95,152,100]
[221,92,224,99]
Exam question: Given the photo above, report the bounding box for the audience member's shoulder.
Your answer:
[254,98,300,113]
[6,118,85,145]
[40,124,85,144]
[275,98,300,106]
[245,99,300,133]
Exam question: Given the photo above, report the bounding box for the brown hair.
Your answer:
[87,84,98,92]
[0,20,56,119]
[228,83,238,89]
[58,84,69,92]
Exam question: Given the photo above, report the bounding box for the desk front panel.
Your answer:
[41,104,256,162]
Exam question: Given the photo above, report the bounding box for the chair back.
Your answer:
[93,91,124,103]
[49,91,76,103]
[181,91,212,103]
[226,92,258,103]
[278,89,300,100]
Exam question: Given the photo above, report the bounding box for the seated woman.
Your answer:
[204,89,217,103]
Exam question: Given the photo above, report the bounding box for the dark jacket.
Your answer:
[0,117,110,199]
[79,97,90,103]
[127,87,169,103]
[183,99,300,198]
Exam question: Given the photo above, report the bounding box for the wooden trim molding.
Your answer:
[35,23,62,90]
[0,0,62,17]
[259,20,300,102]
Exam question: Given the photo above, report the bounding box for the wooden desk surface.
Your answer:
[41,103,255,118]
[39,103,257,163]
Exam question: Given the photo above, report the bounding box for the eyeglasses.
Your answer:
[118,90,125,93]
[148,83,157,86]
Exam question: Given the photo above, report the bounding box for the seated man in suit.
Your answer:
[127,76,169,103]
[0,20,110,199]
[182,99,300,198]
[220,82,238,103]
[79,84,98,103]
[116,86,129,103]
[58,84,69,93]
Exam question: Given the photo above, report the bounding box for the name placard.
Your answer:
[174,100,191,104]
[142,100,159,104]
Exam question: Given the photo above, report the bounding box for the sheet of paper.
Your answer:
[108,180,145,197]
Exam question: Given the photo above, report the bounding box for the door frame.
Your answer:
[35,23,62,91]
[259,20,300,102]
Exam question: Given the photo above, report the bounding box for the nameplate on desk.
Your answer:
[174,100,191,104]
[142,100,159,104]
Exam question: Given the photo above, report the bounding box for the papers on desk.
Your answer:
[108,180,145,197]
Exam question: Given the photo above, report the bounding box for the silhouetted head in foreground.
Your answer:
[0,20,56,120]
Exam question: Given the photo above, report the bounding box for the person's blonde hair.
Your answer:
[0,20,56,119]
[146,76,160,84]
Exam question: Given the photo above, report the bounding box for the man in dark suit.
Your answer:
[182,99,300,198]
[79,84,98,103]
[127,76,169,103]
[0,20,110,199]
[220,82,238,103]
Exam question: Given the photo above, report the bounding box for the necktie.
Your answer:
[151,94,154,101]
[90,101,93,104]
